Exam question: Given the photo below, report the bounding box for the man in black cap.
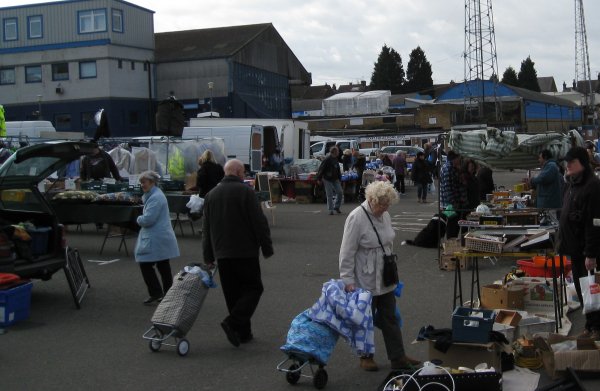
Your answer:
[559,146,600,339]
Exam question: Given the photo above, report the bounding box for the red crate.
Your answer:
[516,259,572,278]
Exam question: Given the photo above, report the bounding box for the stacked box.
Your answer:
[0,282,33,327]
[452,307,496,344]
[294,181,314,204]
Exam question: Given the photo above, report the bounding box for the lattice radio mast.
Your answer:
[463,0,501,123]
[574,0,595,124]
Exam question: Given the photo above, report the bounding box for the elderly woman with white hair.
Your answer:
[339,181,420,372]
[135,170,180,305]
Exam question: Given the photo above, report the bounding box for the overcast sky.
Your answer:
[6,0,600,89]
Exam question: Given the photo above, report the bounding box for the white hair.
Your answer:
[365,181,398,206]
[139,170,160,183]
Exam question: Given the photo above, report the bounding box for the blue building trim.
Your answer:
[2,17,18,41]
[437,80,517,101]
[27,15,43,40]
[0,0,154,15]
[0,38,110,54]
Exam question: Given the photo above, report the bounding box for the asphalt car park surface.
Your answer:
[2,169,599,390]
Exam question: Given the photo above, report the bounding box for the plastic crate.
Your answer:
[26,227,52,256]
[452,307,496,343]
[80,181,103,191]
[516,259,572,278]
[0,281,33,327]
[106,183,130,193]
[464,233,506,253]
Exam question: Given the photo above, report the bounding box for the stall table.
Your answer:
[52,203,142,255]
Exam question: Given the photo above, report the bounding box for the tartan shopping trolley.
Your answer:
[142,264,216,356]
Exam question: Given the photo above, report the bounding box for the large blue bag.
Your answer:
[280,310,339,365]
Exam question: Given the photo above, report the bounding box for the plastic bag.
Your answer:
[186,194,204,214]
[428,182,436,194]
[580,270,600,314]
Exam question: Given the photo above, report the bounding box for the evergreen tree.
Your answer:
[517,56,540,92]
[405,46,433,93]
[501,66,519,86]
[369,44,405,93]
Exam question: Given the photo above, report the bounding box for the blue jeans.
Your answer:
[323,179,343,211]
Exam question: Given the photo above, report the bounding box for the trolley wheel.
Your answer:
[177,339,190,356]
[149,333,161,352]
[313,368,328,390]
[285,363,301,385]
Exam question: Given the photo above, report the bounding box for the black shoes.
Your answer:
[239,333,254,344]
[143,296,162,305]
[221,321,241,347]
[334,208,342,214]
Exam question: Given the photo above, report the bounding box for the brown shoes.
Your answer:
[391,356,422,370]
[359,356,379,372]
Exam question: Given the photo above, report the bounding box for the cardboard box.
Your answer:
[541,333,600,379]
[427,340,503,372]
[495,310,522,327]
[510,277,561,315]
[517,315,556,337]
[438,254,471,271]
[480,284,525,310]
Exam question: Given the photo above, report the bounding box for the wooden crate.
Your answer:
[439,240,471,271]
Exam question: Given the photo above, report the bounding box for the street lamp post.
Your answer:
[37,94,42,120]
[208,82,214,117]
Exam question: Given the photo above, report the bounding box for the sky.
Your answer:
[4,0,600,88]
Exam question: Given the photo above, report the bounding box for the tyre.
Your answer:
[177,339,190,356]
[149,332,161,352]
[313,368,328,389]
[285,363,300,385]
[149,339,161,352]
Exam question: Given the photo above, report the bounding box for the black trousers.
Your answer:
[395,174,405,193]
[570,255,600,331]
[139,259,173,298]
[372,291,405,360]
[218,257,264,339]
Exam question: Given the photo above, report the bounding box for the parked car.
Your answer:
[0,141,96,280]
[310,139,359,158]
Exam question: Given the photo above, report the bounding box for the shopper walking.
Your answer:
[411,152,431,203]
[134,171,179,305]
[202,159,273,347]
[316,146,344,215]
[558,147,600,339]
[340,181,420,371]
[392,151,407,194]
[196,150,225,197]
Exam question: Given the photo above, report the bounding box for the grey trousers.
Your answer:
[372,291,406,360]
[323,179,343,211]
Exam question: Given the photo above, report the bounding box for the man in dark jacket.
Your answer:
[81,143,123,181]
[559,146,600,339]
[392,151,407,194]
[316,147,343,215]
[202,159,273,347]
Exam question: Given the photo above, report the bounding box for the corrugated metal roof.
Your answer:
[155,23,271,63]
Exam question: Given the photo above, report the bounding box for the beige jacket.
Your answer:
[339,201,396,296]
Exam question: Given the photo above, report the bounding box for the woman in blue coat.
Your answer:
[135,171,180,304]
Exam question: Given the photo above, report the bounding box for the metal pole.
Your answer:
[37,94,42,120]
[208,81,214,117]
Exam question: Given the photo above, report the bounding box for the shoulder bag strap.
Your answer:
[361,205,388,255]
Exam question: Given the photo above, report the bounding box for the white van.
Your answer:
[182,125,279,172]
[310,139,359,158]
[5,121,56,138]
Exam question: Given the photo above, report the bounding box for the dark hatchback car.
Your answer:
[0,141,96,280]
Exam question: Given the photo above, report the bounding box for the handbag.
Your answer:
[580,270,600,314]
[361,206,399,287]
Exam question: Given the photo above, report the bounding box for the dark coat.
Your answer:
[196,161,225,197]
[477,166,495,200]
[558,170,600,258]
[202,176,273,262]
[81,150,122,181]
[316,154,341,181]
[411,158,430,184]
